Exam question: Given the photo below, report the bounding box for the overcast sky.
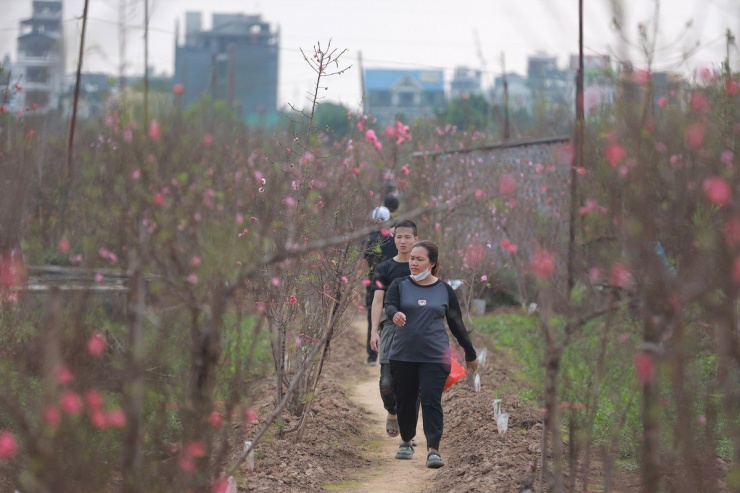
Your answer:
[1,0,738,110]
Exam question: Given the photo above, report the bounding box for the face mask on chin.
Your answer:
[411,268,431,282]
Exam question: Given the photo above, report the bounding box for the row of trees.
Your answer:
[2,23,740,493]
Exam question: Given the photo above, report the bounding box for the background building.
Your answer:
[363,68,445,125]
[174,12,279,125]
[14,0,65,113]
[450,66,482,100]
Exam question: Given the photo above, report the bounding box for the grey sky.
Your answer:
[1,0,738,110]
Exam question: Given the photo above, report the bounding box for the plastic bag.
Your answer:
[244,440,255,471]
[444,357,467,392]
[496,412,509,434]
[477,348,487,368]
[473,373,481,392]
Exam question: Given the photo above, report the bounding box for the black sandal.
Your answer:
[426,451,444,468]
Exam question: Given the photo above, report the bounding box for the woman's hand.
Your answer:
[392,312,406,327]
[466,358,478,373]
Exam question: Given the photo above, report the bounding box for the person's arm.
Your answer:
[444,283,478,364]
[369,289,385,352]
[383,278,401,321]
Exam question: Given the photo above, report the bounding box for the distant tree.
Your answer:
[437,94,489,131]
[314,101,351,141]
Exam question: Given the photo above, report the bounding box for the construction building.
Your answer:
[174,12,280,125]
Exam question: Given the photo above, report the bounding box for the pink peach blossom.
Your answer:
[633,352,655,385]
[702,176,732,206]
[148,119,161,140]
[60,391,83,415]
[44,405,61,428]
[106,409,127,428]
[87,333,106,357]
[0,431,17,460]
[530,249,555,279]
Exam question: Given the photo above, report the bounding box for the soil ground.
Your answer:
[236,316,639,492]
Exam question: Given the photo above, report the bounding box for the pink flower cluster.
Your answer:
[98,247,118,264]
[364,129,383,151]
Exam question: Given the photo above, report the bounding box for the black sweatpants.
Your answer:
[390,360,450,450]
[379,362,396,414]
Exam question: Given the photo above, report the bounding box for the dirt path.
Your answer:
[336,320,438,492]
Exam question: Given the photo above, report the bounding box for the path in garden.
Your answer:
[340,320,438,492]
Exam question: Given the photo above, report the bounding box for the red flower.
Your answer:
[530,249,555,279]
[702,176,732,206]
[148,119,161,140]
[44,406,61,428]
[60,391,83,415]
[689,91,708,112]
[87,332,106,357]
[732,256,740,284]
[609,263,632,287]
[604,143,626,168]
[500,239,518,254]
[186,440,207,458]
[725,78,739,96]
[0,431,17,460]
[85,390,104,410]
[209,411,223,427]
[498,174,517,196]
[633,352,656,385]
[106,409,127,428]
[172,83,185,96]
[685,124,705,149]
[54,365,74,384]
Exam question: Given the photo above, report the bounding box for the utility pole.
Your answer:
[358,50,365,115]
[501,52,510,141]
[726,29,735,74]
[118,0,126,91]
[66,0,90,180]
[567,0,584,294]
[143,0,149,126]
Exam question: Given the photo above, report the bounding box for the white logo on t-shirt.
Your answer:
[418,299,427,306]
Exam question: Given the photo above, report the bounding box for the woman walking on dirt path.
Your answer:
[384,241,478,469]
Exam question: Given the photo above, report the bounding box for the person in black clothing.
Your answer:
[368,220,418,438]
[384,240,478,469]
[361,205,397,364]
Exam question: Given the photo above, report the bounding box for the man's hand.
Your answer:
[370,328,380,352]
[466,358,479,373]
[392,312,406,327]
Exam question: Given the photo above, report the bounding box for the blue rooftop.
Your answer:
[365,69,444,91]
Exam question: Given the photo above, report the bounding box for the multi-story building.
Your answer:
[174,12,280,125]
[14,0,65,113]
[450,66,482,100]
[568,55,616,116]
[493,73,532,114]
[363,68,445,125]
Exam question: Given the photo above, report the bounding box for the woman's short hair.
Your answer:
[413,240,439,275]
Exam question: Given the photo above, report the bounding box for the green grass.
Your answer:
[475,313,641,457]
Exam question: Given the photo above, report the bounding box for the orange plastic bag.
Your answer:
[443,357,467,392]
